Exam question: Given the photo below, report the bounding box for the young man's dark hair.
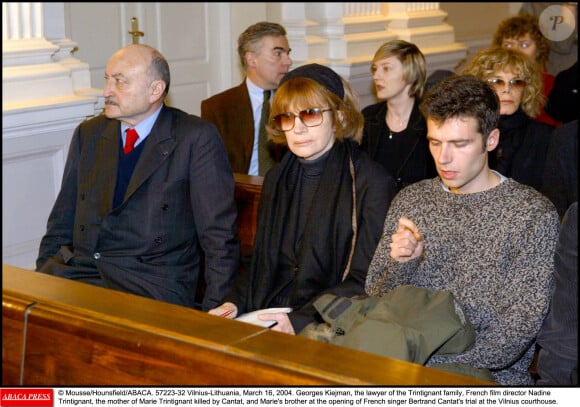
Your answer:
[420,74,500,147]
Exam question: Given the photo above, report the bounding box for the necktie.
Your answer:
[124,128,139,155]
[258,89,275,176]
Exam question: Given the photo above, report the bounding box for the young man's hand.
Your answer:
[390,216,424,262]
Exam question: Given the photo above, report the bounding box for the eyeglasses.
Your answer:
[487,78,526,91]
[272,108,333,131]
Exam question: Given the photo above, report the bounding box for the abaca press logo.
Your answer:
[0,389,53,407]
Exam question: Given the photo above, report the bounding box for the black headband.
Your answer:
[279,63,345,99]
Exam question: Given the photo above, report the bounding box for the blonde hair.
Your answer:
[462,47,544,118]
[371,40,426,99]
[267,77,364,144]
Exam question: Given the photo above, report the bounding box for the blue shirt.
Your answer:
[246,78,272,176]
[120,105,163,149]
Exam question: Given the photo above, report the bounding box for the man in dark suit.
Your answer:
[36,44,240,311]
[201,21,292,175]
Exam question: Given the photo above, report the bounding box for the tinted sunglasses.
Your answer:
[272,108,332,131]
[487,78,526,91]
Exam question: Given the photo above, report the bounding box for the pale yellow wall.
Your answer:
[440,2,523,72]
[440,2,517,40]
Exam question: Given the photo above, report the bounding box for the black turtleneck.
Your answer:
[295,151,329,243]
[492,108,528,177]
[272,148,331,306]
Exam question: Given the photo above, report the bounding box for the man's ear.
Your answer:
[150,79,166,103]
[245,51,257,69]
[486,128,500,151]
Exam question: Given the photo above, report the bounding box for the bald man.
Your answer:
[37,44,240,311]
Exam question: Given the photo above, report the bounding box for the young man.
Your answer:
[201,21,292,175]
[36,44,240,311]
[365,75,560,385]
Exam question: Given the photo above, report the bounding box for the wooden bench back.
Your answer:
[233,173,263,256]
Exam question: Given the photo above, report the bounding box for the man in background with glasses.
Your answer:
[201,21,292,176]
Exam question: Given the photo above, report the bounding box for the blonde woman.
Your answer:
[361,40,436,192]
[492,14,559,126]
[463,47,554,192]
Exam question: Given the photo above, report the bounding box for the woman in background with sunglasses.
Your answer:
[463,47,554,192]
[492,13,560,127]
[209,63,396,335]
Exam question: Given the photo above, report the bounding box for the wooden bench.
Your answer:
[233,172,263,256]
[2,264,495,386]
